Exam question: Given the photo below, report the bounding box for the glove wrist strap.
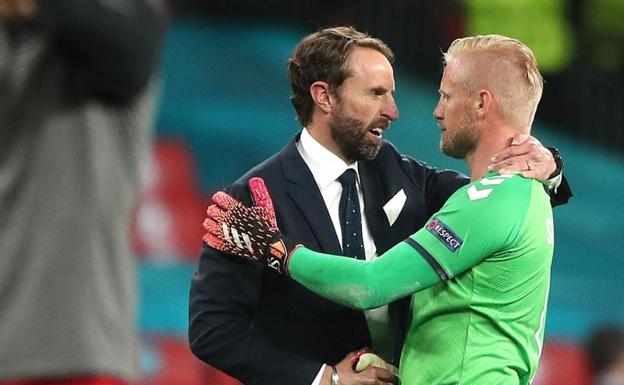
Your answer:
[265,234,299,275]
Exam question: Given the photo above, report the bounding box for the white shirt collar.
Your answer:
[297,128,360,190]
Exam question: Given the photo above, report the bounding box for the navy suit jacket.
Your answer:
[189,132,571,385]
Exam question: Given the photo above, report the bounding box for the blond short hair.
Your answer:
[444,34,544,127]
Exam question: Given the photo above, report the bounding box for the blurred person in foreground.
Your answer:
[0,1,166,384]
[190,27,571,385]
[587,326,624,385]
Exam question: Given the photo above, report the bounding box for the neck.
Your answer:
[465,146,499,181]
[465,123,528,181]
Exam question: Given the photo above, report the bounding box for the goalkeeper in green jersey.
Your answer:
[204,34,555,385]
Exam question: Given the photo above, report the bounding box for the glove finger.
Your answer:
[206,204,228,222]
[205,207,239,247]
[202,226,257,262]
[202,217,222,235]
[203,231,242,256]
[202,215,234,248]
[248,177,277,228]
[212,191,239,210]
[202,230,226,251]
[204,209,255,255]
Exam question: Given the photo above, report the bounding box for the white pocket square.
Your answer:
[383,189,406,226]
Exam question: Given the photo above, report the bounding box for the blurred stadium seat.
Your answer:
[132,139,206,262]
[533,340,593,385]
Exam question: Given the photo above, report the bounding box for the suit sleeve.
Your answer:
[36,0,167,103]
[548,174,572,207]
[189,184,323,385]
[399,155,469,217]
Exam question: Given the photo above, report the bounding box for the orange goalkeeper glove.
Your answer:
[202,177,299,274]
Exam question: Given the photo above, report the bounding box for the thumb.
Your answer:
[249,177,277,227]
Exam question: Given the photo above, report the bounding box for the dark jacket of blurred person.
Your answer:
[0,0,165,382]
[587,327,624,385]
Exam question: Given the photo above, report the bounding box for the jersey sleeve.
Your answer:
[287,240,442,310]
[408,175,531,280]
[286,175,532,310]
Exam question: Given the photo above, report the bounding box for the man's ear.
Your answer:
[310,81,333,114]
[476,89,492,119]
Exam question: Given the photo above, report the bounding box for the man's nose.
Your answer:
[433,102,443,120]
[383,97,399,121]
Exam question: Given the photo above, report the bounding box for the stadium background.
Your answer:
[135,1,624,384]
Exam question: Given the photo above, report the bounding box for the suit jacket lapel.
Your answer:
[280,134,343,255]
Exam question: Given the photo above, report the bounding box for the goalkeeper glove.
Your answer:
[202,177,299,274]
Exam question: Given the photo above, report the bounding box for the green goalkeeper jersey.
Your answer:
[288,172,554,385]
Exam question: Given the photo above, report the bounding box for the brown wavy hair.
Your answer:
[288,26,394,127]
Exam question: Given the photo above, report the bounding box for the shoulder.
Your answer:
[374,140,468,184]
[374,140,425,171]
[372,140,439,179]
[475,173,533,193]
[436,174,535,235]
[225,139,296,203]
[454,173,534,209]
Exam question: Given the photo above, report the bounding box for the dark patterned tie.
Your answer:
[338,169,365,259]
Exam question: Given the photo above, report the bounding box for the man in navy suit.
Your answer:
[189,26,571,385]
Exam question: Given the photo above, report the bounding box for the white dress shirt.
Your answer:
[296,128,392,385]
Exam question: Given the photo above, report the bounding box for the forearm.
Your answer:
[287,240,441,310]
[36,0,166,101]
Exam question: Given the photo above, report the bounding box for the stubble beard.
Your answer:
[441,115,479,159]
[329,107,383,163]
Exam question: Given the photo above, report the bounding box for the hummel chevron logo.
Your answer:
[467,174,514,201]
[480,174,514,185]
[467,185,492,200]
